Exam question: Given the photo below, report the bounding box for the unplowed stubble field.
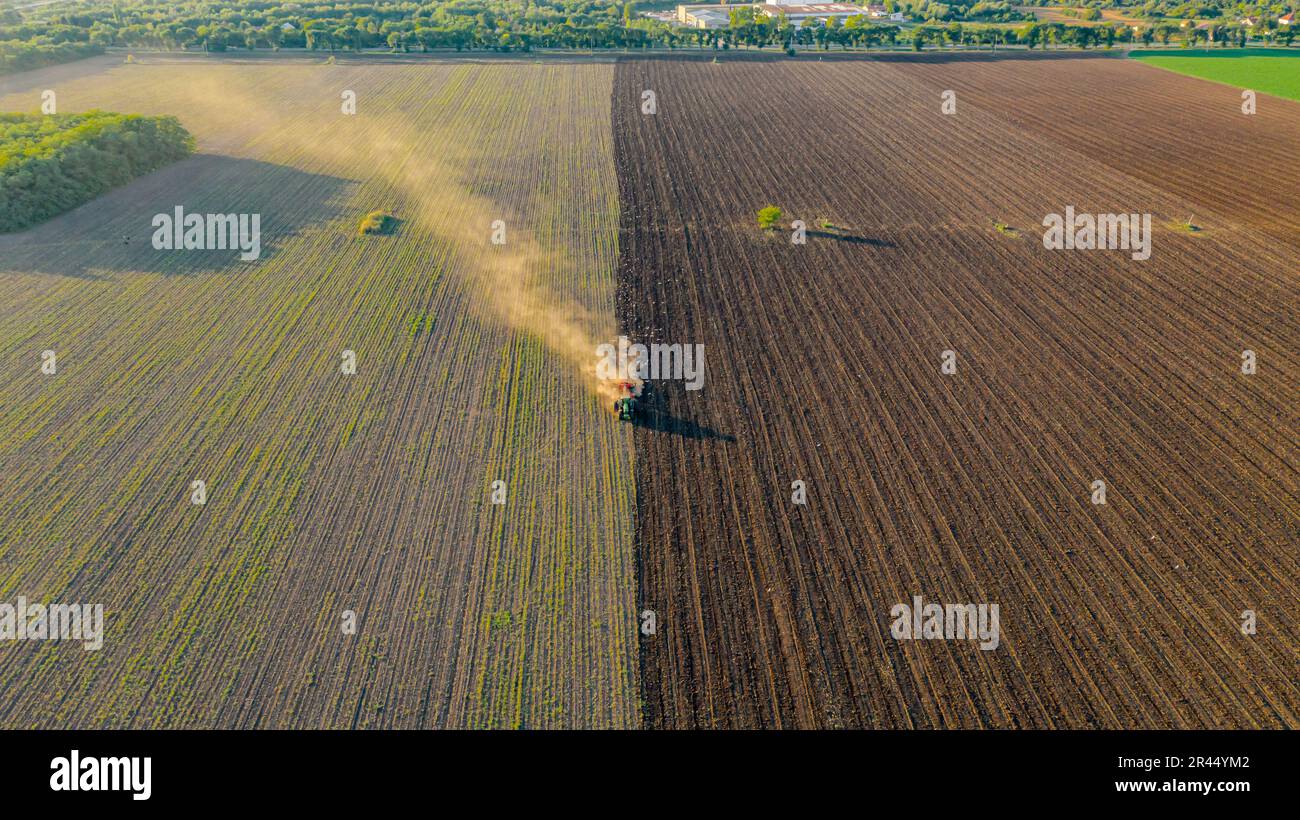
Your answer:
[0,56,637,729]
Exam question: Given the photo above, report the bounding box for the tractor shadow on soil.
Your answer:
[807,229,893,247]
[631,405,736,442]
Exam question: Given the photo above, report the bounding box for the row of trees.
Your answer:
[1028,1,1295,20]
[1115,1,1295,22]
[0,112,194,232]
[1,1,1295,62]
[0,41,103,76]
[906,19,1291,48]
[901,1,1033,22]
[672,14,1284,51]
[2,1,643,53]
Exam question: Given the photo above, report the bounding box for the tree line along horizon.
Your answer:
[0,0,1295,74]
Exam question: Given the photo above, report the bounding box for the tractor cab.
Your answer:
[615,397,635,421]
[613,382,638,421]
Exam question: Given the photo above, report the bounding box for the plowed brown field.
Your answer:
[614,54,1299,728]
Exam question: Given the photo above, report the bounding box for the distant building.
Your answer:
[676,2,882,29]
[1280,12,1294,26]
[858,3,902,18]
[676,4,735,28]
[755,3,874,26]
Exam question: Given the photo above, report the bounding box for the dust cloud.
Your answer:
[162,65,629,408]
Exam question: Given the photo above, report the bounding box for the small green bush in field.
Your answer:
[756,205,782,230]
[358,210,397,236]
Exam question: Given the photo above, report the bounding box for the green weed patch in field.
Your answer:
[357,210,398,236]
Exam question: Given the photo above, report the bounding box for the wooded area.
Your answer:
[0,112,194,232]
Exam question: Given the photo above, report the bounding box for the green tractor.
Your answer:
[613,382,637,421]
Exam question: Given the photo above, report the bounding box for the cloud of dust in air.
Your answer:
[161,66,636,407]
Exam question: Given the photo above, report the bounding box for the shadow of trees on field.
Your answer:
[630,49,1118,66]
[1131,47,1300,59]
[0,55,120,97]
[0,154,354,279]
[807,229,894,247]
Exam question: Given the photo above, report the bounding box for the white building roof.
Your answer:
[758,3,870,14]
